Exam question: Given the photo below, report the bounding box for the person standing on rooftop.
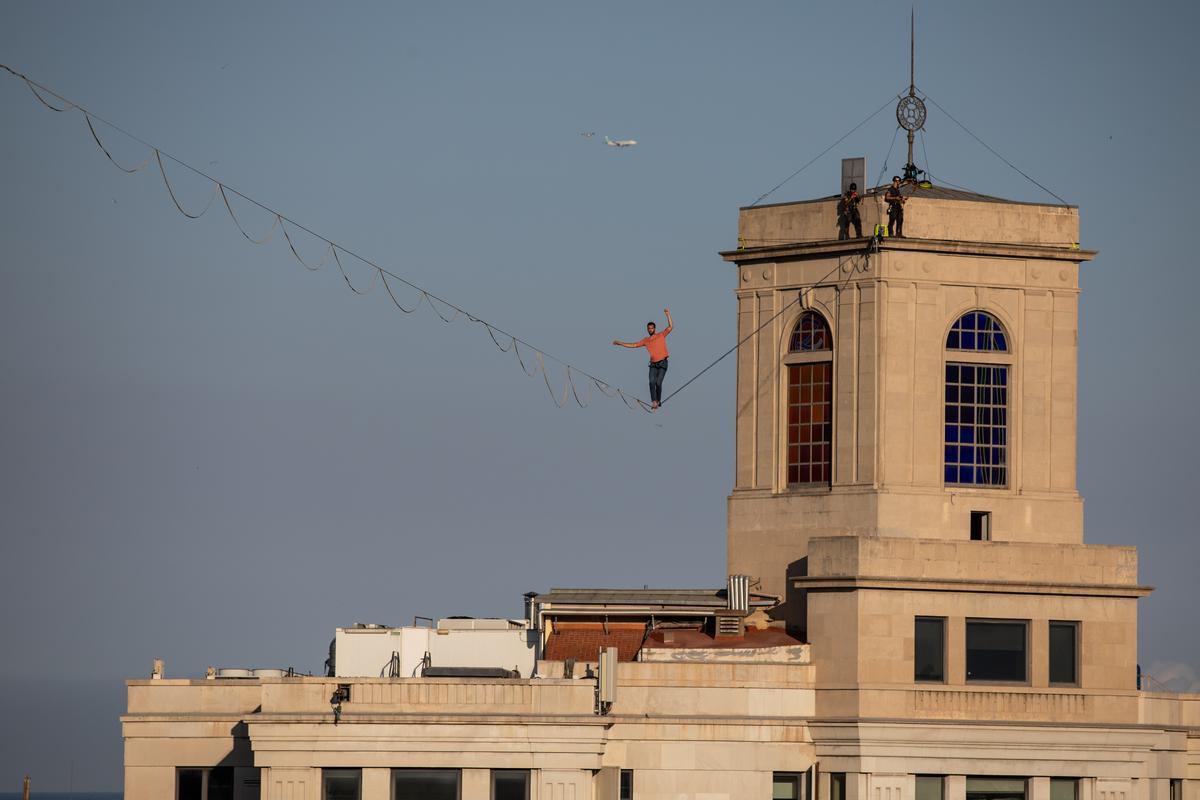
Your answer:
[613,309,673,409]
[885,175,907,238]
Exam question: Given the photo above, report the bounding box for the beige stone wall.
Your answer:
[727,213,1091,609]
[738,195,1080,248]
[802,536,1143,700]
[123,672,1199,800]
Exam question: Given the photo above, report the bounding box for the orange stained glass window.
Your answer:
[787,361,832,485]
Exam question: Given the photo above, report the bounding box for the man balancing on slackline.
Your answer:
[613,308,673,410]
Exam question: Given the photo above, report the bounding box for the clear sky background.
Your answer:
[2,1,1198,790]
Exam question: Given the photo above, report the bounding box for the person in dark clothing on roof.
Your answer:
[838,182,862,239]
[884,175,906,238]
[613,308,673,410]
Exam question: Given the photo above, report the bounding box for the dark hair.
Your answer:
[892,175,901,182]
[849,182,857,190]
[647,321,656,327]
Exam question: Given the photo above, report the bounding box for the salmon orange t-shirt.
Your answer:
[636,330,670,362]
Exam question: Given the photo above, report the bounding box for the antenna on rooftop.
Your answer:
[897,5,927,182]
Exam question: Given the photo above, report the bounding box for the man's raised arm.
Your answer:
[663,308,673,334]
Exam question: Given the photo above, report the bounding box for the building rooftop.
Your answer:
[536,587,777,610]
[744,182,1074,211]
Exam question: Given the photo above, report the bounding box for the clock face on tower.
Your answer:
[897,95,927,132]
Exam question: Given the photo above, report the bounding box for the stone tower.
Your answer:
[723,187,1096,632]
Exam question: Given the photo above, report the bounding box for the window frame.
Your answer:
[782,309,834,491]
[1049,778,1079,800]
[1048,620,1080,687]
[965,618,1030,685]
[914,616,947,683]
[943,310,1014,491]
[323,768,362,800]
[966,777,1027,800]
[772,771,808,800]
[828,774,847,800]
[916,776,946,800]
[176,767,236,800]
[491,770,530,800]
[620,770,634,800]
[391,769,463,800]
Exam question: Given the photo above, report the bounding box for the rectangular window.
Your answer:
[208,768,234,800]
[970,510,992,541]
[787,362,832,485]
[620,770,634,800]
[393,769,461,800]
[945,363,1008,487]
[915,617,946,682]
[916,776,945,800]
[829,774,846,800]
[492,770,529,800]
[178,769,204,800]
[1050,779,1078,800]
[966,620,1028,682]
[323,769,361,800]
[773,772,805,800]
[1049,621,1079,685]
[966,778,1026,800]
[1170,780,1183,800]
[177,767,237,800]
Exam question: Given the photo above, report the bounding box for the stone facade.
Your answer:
[123,189,1200,800]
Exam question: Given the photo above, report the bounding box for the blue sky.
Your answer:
[2,1,1198,789]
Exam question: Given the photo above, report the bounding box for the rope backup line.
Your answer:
[86,114,151,173]
[330,246,379,296]
[279,217,334,271]
[918,89,1070,206]
[0,62,650,413]
[747,91,904,208]
[220,184,280,245]
[155,149,218,219]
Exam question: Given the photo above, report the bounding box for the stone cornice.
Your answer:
[794,574,1152,598]
[721,237,1097,265]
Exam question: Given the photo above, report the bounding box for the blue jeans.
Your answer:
[648,358,668,404]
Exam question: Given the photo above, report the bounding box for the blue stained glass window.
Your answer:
[789,311,832,353]
[945,361,1008,487]
[947,311,1009,352]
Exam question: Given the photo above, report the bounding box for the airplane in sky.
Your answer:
[605,136,637,148]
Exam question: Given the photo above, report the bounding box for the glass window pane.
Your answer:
[178,769,204,800]
[209,767,235,800]
[790,312,831,352]
[786,361,832,486]
[966,621,1027,682]
[915,618,946,682]
[493,770,528,800]
[394,770,460,800]
[772,774,800,800]
[1049,622,1078,684]
[1050,780,1077,800]
[830,774,846,800]
[967,778,1026,796]
[620,770,634,800]
[916,777,944,800]
[324,769,360,800]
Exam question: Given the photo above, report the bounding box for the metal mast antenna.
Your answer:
[896,5,927,181]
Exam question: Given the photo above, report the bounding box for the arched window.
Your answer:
[947,310,1008,352]
[785,311,832,486]
[789,310,832,352]
[945,311,1010,487]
